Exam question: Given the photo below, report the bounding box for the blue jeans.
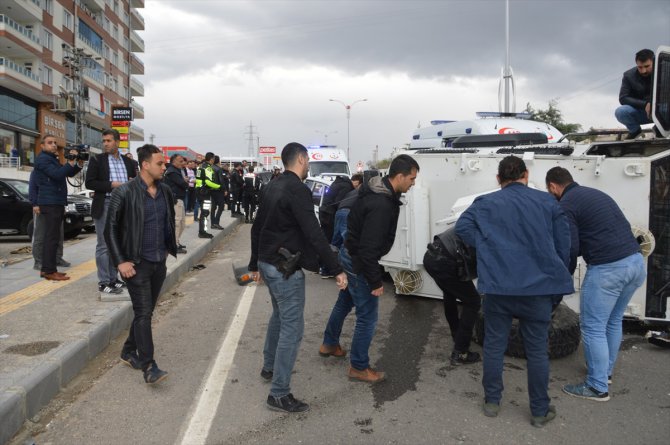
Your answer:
[259,261,306,397]
[323,248,379,370]
[331,208,350,249]
[615,105,651,133]
[94,197,118,285]
[580,253,645,393]
[482,294,553,417]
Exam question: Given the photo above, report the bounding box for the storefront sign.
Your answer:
[111,106,133,121]
[38,105,67,147]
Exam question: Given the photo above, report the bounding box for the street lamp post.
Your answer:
[329,98,367,161]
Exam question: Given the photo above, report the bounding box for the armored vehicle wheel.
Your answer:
[472,302,580,359]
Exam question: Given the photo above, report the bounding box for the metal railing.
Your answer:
[0,57,41,83]
[0,156,22,169]
[0,14,41,46]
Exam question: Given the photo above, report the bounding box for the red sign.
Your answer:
[119,133,129,141]
[112,121,130,127]
[259,146,276,154]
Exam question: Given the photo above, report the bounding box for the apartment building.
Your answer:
[0,0,145,168]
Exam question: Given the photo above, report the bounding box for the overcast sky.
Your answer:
[132,0,670,164]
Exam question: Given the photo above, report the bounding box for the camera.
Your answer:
[64,144,90,161]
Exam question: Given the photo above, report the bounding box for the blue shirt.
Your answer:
[139,177,169,262]
[456,182,574,296]
[107,153,129,196]
[558,182,640,271]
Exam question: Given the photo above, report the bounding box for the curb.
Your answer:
[0,218,242,445]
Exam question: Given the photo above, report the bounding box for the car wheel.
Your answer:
[64,228,82,240]
[472,302,581,359]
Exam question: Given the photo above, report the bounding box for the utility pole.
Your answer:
[150,133,155,144]
[244,121,258,159]
[59,46,100,145]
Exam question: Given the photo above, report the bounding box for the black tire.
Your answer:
[472,302,581,359]
[64,228,82,240]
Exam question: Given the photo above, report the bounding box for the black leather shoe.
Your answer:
[624,129,641,140]
[120,351,142,370]
[266,393,309,413]
[211,224,224,230]
[260,369,273,381]
[143,362,168,385]
[198,232,214,239]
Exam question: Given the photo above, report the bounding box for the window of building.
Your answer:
[42,29,53,51]
[113,0,120,16]
[123,12,130,26]
[42,0,54,15]
[113,25,119,41]
[0,128,16,158]
[122,85,128,100]
[104,44,111,60]
[112,51,118,67]
[63,10,73,30]
[20,134,36,166]
[104,99,111,114]
[64,76,72,91]
[123,35,129,51]
[112,78,118,93]
[78,19,103,55]
[0,89,38,131]
[123,61,129,75]
[43,66,53,86]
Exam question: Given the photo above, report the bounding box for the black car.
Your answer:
[0,178,93,240]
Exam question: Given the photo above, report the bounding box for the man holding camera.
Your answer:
[33,135,83,280]
[85,129,137,296]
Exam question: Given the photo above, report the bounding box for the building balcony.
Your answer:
[1,0,43,22]
[130,29,144,53]
[0,14,42,53]
[130,76,144,97]
[131,100,144,119]
[131,0,145,9]
[129,123,144,141]
[0,56,43,95]
[130,52,144,75]
[130,8,145,30]
[78,0,105,13]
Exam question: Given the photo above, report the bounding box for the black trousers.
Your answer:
[122,259,167,370]
[423,250,481,353]
[211,190,226,225]
[243,195,256,221]
[39,205,65,274]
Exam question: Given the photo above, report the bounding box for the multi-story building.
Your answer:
[0,0,145,169]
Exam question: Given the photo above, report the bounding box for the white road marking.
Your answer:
[178,284,257,445]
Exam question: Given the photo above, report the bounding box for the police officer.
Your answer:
[242,165,261,223]
[195,152,221,238]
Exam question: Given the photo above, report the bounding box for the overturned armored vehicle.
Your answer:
[380,47,670,357]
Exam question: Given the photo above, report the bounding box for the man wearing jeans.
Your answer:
[321,155,419,384]
[546,167,645,402]
[105,144,176,385]
[249,142,346,413]
[614,48,658,140]
[85,129,137,297]
[456,156,573,427]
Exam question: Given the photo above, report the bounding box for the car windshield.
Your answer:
[5,180,29,198]
[309,162,349,176]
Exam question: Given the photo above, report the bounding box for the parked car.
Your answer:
[0,178,93,240]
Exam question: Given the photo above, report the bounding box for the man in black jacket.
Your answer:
[321,154,419,384]
[249,142,347,413]
[229,163,244,217]
[164,154,188,253]
[210,155,227,230]
[615,49,658,140]
[85,129,137,297]
[319,175,354,243]
[105,144,177,385]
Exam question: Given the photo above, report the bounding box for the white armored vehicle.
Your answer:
[381,47,670,329]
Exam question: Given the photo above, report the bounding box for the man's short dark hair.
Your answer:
[214,155,220,164]
[351,173,364,183]
[234,162,241,168]
[388,154,419,178]
[635,49,654,63]
[102,129,120,141]
[41,134,56,144]
[281,142,308,167]
[137,144,161,168]
[497,156,527,183]
[205,152,215,162]
[169,153,182,163]
[248,165,254,173]
[545,166,574,186]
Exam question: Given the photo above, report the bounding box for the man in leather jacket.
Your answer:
[615,49,658,140]
[105,144,177,385]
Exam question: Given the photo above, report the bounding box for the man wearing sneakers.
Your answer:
[106,144,176,385]
[546,167,645,402]
[321,154,420,384]
[456,156,573,427]
[249,142,347,413]
[85,129,137,297]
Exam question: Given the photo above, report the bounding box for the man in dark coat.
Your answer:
[614,48,659,139]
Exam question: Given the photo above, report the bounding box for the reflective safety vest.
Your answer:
[195,162,221,191]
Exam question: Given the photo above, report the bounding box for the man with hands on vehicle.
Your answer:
[33,135,83,280]
[105,144,177,385]
[248,142,346,414]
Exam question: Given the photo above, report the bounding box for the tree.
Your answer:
[525,100,582,135]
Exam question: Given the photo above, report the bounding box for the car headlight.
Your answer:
[67,203,77,212]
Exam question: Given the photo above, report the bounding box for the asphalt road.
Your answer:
[9,225,670,445]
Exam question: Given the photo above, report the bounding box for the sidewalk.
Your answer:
[0,213,243,445]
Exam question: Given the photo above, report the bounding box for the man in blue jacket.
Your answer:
[29,169,68,270]
[546,167,644,402]
[33,135,83,280]
[456,156,573,428]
